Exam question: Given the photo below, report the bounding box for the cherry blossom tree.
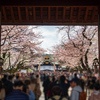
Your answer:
[1,25,45,71]
[53,26,98,73]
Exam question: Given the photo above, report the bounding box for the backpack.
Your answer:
[79,91,86,100]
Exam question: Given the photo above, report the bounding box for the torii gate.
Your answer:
[0,0,100,76]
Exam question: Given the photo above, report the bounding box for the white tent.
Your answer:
[39,65,56,71]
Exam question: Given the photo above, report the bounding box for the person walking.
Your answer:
[48,86,68,100]
[88,83,100,100]
[70,78,82,100]
[43,76,51,100]
[0,80,5,100]
[4,81,29,100]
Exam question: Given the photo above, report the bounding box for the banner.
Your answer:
[39,65,56,71]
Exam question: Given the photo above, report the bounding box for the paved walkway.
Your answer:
[39,82,44,100]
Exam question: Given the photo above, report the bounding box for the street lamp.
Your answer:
[93,58,99,64]
[93,57,99,73]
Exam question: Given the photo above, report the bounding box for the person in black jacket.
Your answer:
[58,75,69,98]
[2,75,13,96]
[43,76,51,100]
[5,75,13,95]
[48,76,56,98]
[5,81,29,100]
[2,74,8,83]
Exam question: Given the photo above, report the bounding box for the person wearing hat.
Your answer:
[70,78,82,100]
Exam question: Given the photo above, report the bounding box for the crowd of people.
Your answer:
[0,71,100,100]
[0,73,41,100]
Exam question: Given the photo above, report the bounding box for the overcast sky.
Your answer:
[33,26,64,53]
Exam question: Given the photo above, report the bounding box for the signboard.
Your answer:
[39,65,56,71]
[20,70,27,73]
